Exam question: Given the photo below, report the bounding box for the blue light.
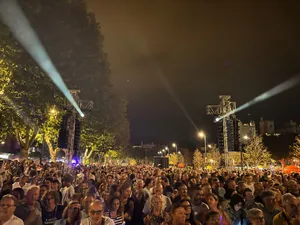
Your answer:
[0,0,84,117]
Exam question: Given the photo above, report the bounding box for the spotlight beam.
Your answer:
[0,0,84,117]
[217,74,300,120]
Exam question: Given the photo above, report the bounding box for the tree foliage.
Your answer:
[19,0,130,154]
[244,136,272,167]
[169,153,184,166]
[290,136,300,160]
[0,20,62,158]
[193,149,204,170]
[206,145,221,169]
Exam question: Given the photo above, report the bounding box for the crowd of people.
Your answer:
[0,160,299,225]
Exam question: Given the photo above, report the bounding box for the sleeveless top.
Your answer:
[106,210,123,225]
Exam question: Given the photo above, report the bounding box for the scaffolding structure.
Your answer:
[206,96,237,168]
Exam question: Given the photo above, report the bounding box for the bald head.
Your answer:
[88,200,104,223]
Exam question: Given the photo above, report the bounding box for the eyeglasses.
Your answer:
[254,217,265,221]
[0,204,15,208]
[90,210,102,215]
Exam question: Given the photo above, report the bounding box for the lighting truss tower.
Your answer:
[206,95,236,168]
[64,90,94,162]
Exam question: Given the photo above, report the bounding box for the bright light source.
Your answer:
[50,108,56,114]
[80,113,85,118]
[208,144,212,148]
[215,117,220,122]
[178,151,181,154]
[172,143,176,148]
[243,135,249,140]
[0,141,5,145]
[165,147,169,150]
[198,131,205,138]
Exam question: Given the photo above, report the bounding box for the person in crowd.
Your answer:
[273,193,298,225]
[15,185,42,225]
[243,188,263,212]
[12,175,30,194]
[206,193,231,225]
[211,178,226,199]
[80,200,114,225]
[287,180,299,197]
[81,195,96,219]
[260,190,279,225]
[173,182,189,203]
[41,190,64,225]
[191,187,209,218]
[0,194,23,225]
[163,204,190,225]
[120,181,134,225]
[244,175,255,193]
[180,199,198,225]
[106,197,124,225]
[54,200,81,225]
[247,208,265,225]
[253,183,264,205]
[227,194,248,225]
[205,211,221,225]
[11,188,25,205]
[143,183,172,215]
[144,195,165,225]
[143,178,153,198]
[60,174,75,207]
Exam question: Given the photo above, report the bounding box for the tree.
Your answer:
[193,149,204,170]
[206,145,221,169]
[243,136,272,167]
[19,0,130,151]
[290,136,300,161]
[0,21,62,158]
[228,151,242,166]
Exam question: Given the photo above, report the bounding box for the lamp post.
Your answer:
[172,143,178,154]
[241,135,249,170]
[198,131,207,165]
[165,147,169,156]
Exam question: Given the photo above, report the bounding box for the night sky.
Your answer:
[87,0,300,146]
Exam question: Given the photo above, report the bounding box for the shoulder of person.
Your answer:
[12,215,24,225]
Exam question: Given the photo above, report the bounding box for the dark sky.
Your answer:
[87,0,300,146]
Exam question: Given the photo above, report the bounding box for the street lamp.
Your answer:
[165,147,169,155]
[208,144,212,149]
[198,131,207,164]
[243,135,249,140]
[0,141,4,145]
[178,151,181,154]
[172,143,178,154]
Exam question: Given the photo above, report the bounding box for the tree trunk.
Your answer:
[45,134,56,162]
[21,148,28,159]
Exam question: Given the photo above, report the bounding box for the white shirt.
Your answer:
[80,217,115,225]
[3,215,24,225]
[12,182,30,194]
[60,185,75,205]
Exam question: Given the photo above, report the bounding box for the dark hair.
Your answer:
[44,177,53,183]
[62,201,81,222]
[229,194,245,208]
[42,190,60,206]
[243,188,252,197]
[205,211,220,222]
[109,197,122,214]
[144,178,153,188]
[261,190,275,201]
[12,188,24,200]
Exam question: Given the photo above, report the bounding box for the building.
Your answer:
[259,118,275,135]
[239,121,256,144]
[276,120,300,134]
[216,115,240,152]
